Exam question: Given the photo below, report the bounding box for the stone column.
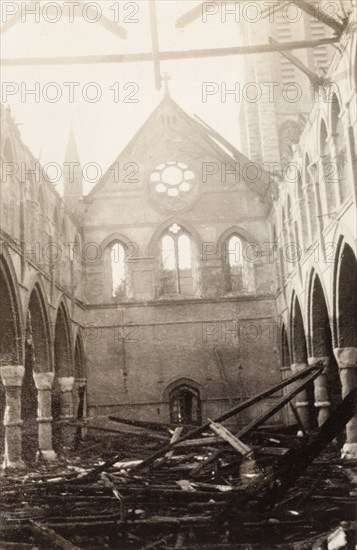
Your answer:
[74,378,87,446]
[290,363,310,433]
[33,372,57,461]
[308,357,331,426]
[333,347,357,458]
[57,376,75,447]
[0,365,26,470]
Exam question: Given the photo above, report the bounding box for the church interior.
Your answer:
[0,1,356,548]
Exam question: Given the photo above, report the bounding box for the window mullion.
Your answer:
[175,235,181,294]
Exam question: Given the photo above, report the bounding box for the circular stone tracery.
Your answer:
[148,161,197,210]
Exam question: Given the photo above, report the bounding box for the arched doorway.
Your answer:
[169,384,201,425]
[22,284,52,464]
[53,302,73,450]
[309,272,341,426]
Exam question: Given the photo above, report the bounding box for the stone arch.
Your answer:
[52,301,73,450]
[334,241,357,349]
[148,218,203,258]
[333,240,357,453]
[308,270,341,423]
[24,280,52,373]
[100,232,133,251]
[308,271,332,357]
[22,282,53,464]
[0,253,22,366]
[0,253,23,460]
[54,301,73,378]
[290,293,313,429]
[290,293,307,364]
[217,225,258,247]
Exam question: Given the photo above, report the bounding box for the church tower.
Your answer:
[63,127,83,221]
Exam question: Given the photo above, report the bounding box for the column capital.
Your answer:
[0,365,25,387]
[333,347,357,369]
[57,376,75,393]
[308,356,329,372]
[290,363,308,373]
[33,371,55,390]
[75,377,87,388]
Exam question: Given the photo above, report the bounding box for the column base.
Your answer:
[341,442,357,459]
[37,449,57,462]
[2,458,26,471]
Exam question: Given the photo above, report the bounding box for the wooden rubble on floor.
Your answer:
[1,364,356,549]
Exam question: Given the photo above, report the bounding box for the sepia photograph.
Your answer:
[0,1,356,548]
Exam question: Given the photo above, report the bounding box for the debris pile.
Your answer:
[0,365,356,549]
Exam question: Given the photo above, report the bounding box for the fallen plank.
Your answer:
[208,420,252,456]
[192,369,321,476]
[28,521,81,550]
[79,363,322,480]
[219,387,357,533]
[109,416,196,433]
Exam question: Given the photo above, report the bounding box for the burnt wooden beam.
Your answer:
[1,38,340,66]
[289,0,345,34]
[28,521,81,550]
[218,387,357,528]
[79,363,323,480]
[269,37,325,86]
[191,367,321,476]
[149,0,161,90]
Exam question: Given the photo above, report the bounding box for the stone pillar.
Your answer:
[74,378,87,446]
[333,347,357,458]
[57,376,75,447]
[0,365,26,470]
[308,357,331,426]
[290,363,310,432]
[33,372,57,461]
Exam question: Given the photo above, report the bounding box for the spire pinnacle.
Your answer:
[162,72,171,97]
[65,124,80,164]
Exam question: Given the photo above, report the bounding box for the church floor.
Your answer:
[0,423,356,550]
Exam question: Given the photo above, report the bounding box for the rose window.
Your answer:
[149,162,197,210]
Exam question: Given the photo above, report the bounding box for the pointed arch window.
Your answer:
[223,234,253,293]
[160,224,194,296]
[110,242,127,298]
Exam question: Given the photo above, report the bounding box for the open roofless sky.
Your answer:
[1,0,253,193]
